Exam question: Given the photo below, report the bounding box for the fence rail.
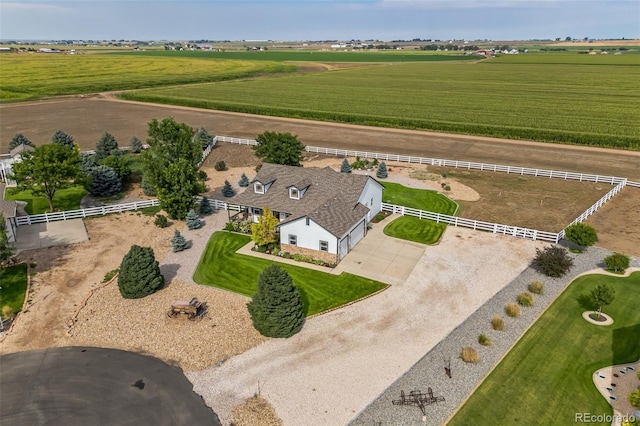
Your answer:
[382,203,560,242]
[12,199,160,226]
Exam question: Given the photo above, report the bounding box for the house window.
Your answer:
[289,234,297,245]
[306,217,310,226]
[254,182,264,194]
[319,240,329,252]
[289,187,300,199]
[253,208,263,216]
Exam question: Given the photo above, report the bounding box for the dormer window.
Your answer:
[289,187,300,200]
[254,182,264,194]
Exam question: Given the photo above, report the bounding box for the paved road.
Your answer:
[0,346,221,426]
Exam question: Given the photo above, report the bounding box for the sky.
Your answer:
[0,0,638,42]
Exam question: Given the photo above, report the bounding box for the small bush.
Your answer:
[532,246,574,277]
[564,222,598,248]
[528,280,544,295]
[215,160,227,171]
[517,292,534,307]
[444,185,451,191]
[629,389,640,409]
[505,302,521,317]
[102,268,119,283]
[604,252,630,274]
[154,214,168,228]
[2,305,15,319]
[491,315,505,331]
[461,347,479,363]
[478,334,492,346]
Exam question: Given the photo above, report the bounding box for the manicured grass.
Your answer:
[383,216,447,245]
[193,232,387,316]
[0,264,29,317]
[448,272,640,426]
[5,185,87,214]
[0,54,294,102]
[381,182,457,245]
[123,58,640,149]
[381,182,458,214]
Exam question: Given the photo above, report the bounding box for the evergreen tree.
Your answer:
[95,131,119,161]
[80,152,96,174]
[340,158,352,173]
[247,264,305,338]
[195,127,214,150]
[87,165,122,197]
[198,196,213,215]
[117,245,164,299]
[376,161,388,179]
[141,176,157,196]
[0,213,16,264]
[130,136,144,153]
[185,209,202,229]
[238,173,250,187]
[51,130,75,150]
[8,133,34,153]
[222,180,236,197]
[171,229,188,252]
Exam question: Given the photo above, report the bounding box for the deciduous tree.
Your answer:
[532,246,574,277]
[11,143,81,212]
[247,264,305,338]
[253,131,305,166]
[141,117,205,219]
[604,252,630,274]
[589,284,615,319]
[251,207,278,247]
[564,222,598,249]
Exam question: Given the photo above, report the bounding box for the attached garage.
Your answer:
[348,219,366,250]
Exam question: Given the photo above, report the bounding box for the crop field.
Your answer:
[0,54,294,102]
[112,50,477,62]
[122,55,640,149]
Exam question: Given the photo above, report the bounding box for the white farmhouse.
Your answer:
[230,163,383,265]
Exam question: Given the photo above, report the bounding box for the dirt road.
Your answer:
[2,94,640,181]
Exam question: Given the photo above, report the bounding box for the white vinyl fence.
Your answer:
[382,203,560,243]
[12,199,160,226]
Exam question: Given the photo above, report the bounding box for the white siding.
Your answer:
[358,178,384,220]
[280,217,338,254]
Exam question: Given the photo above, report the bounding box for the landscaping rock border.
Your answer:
[351,247,640,425]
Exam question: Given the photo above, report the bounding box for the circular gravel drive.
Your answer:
[0,346,220,426]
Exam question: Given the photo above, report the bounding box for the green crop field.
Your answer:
[112,50,477,63]
[122,54,640,149]
[0,54,294,102]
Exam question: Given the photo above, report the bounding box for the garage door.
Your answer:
[339,236,349,260]
[349,219,366,250]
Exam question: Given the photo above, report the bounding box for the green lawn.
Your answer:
[448,272,640,426]
[383,216,448,245]
[193,232,387,316]
[0,264,29,317]
[381,182,458,244]
[5,185,87,214]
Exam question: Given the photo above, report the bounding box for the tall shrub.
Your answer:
[118,245,164,299]
[247,264,305,338]
[564,222,598,249]
[604,253,630,274]
[532,246,574,277]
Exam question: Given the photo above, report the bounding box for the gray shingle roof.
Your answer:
[231,163,373,237]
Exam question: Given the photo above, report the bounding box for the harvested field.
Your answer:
[421,166,610,232]
[586,186,640,257]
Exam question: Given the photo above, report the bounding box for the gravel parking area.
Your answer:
[351,249,640,425]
